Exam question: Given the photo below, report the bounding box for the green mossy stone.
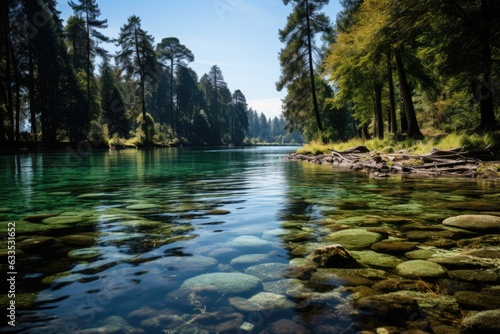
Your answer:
[68,247,101,260]
[181,272,261,294]
[125,203,159,210]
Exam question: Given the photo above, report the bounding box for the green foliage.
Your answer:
[134,113,155,146]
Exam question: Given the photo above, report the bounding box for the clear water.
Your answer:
[0,147,498,333]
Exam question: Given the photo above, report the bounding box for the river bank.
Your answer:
[286,146,500,180]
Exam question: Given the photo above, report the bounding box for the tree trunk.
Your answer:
[477,0,497,130]
[387,47,397,135]
[305,0,323,132]
[10,43,20,142]
[374,83,384,139]
[28,39,37,140]
[394,48,422,139]
[3,0,14,142]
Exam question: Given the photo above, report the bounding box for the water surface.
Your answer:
[1,147,498,333]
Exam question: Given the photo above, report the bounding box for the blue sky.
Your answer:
[57,1,341,119]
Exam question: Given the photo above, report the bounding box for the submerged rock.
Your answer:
[351,250,403,269]
[181,272,261,294]
[268,319,313,334]
[125,203,159,210]
[75,315,143,334]
[395,260,447,279]
[229,292,296,311]
[68,247,101,260]
[443,215,500,233]
[230,253,270,266]
[356,292,419,320]
[326,229,383,250]
[244,263,289,281]
[370,240,418,254]
[460,309,500,334]
[307,244,357,268]
[16,236,55,251]
[227,235,272,248]
[454,291,500,310]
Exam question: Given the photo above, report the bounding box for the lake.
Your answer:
[1,146,499,333]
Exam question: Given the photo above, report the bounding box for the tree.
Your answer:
[68,0,109,125]
[100,59,128,137]
[394,0,499,131]
[277,0,331,133]
[231,89,249,144]
[116,15,157,121]
[156,37,194,130]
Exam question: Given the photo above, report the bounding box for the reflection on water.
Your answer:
[0,147,499,333]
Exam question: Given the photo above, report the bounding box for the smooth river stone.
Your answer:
[125,203,159,210]
[181,272,261,294]
[396,260,447,279]
[327,229,383,250]
[230,253,270,265]
[443,215,500,233]
[227,235,272,248]
[228,292,296,312]
[244,263,289,281]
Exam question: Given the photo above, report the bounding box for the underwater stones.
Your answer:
[460,309,500,334]
[0,220,52,234]
[427,254,496,269]
[448,269,498,283]
[230,253,270,266]
[42,215,86,226]
[261,228,286,240]
[244,263,289,281]
[404,249,438,260]
[75,315,142,334]
[23,213,58,223]
[370,240,418,254]
[76,193,116,200]
[406,230,456,241]
[310,269,376,287]
[227,235,272,248]
[16,236,55,251]
[269,319,313,334]
[327,229,383,250]
[454,291,500,310]
[356,292,420,320]
[68,247,101,260]
[282,265,317,280]
[206,209,230,215]
[151,255,218,272]
[388,203,424,215]
[307,244,357,268]
[120,219,163,228]
[443,215,500,233]
[59,234,96,246]
[396,260,447,279]
[125,203,159,210]
[181,272,261,294]
[262,279,304,295]
[446,201,500,212]
[351,250,403,269]
[228,292,296,312]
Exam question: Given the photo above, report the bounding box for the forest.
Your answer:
[0,0,302,148]
[279,0,499,143]
[1,0,499,149]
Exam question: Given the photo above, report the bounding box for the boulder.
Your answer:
[395,260,447,279]
[443,215,500,233]
[454,291,500,310]
[307,244,357,268]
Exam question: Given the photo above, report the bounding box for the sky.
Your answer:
[57,0,341,119]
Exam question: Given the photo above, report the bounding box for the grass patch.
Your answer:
[296,133,498,156]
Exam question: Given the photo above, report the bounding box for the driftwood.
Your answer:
[321,145,498,178]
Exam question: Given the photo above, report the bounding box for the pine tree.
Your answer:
[277,0,331,133]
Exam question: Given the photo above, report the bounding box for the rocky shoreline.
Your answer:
[286,146,500,179]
